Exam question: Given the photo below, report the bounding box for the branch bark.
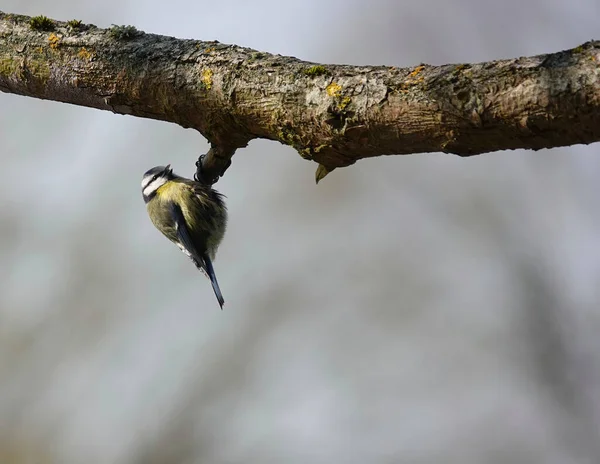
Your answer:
[1,12,599,182]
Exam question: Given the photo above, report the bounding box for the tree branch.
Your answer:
[1,12,599,182]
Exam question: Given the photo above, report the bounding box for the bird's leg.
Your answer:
[195,150,232,185]
[194,154,212,184]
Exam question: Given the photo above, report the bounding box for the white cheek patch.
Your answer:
[142,177,167,197]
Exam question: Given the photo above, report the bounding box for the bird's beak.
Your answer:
[164,164,172,175]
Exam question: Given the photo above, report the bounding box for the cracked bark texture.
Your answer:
[1,12,600,182]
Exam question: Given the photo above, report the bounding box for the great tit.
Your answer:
[142,165,227,309]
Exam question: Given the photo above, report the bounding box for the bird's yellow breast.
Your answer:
[155,180,196,226]
[156,181,182,201]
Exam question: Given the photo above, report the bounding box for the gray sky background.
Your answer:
[1,1,600,463]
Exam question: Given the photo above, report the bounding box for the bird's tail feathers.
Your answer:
[202,254,225,309]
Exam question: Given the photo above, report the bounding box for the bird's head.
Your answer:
[141,165,174,202]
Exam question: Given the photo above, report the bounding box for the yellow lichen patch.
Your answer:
[400,65,427,92]
[201,68,213,90]
[440,130,457,152]
[78,47,93,61]
[326,82,342,97]
[48,33,60,50]
[409,65,425,77]
[205,47,215,53]
[338,96,351,111]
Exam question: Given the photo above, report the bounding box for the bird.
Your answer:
[141,164,227,309]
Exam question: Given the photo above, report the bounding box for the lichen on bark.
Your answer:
[1,11,600,182]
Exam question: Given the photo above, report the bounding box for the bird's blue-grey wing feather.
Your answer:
[168,202,203,263]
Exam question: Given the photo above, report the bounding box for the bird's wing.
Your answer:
[168,202,204,266]
[168,202,225,309]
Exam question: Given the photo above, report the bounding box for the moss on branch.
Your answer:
[1,11,600,183]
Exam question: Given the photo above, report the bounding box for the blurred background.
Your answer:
[1,1,600,463]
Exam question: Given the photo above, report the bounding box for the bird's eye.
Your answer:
[152,175,159,182]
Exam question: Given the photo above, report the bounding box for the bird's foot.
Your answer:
[195,154,232,185]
